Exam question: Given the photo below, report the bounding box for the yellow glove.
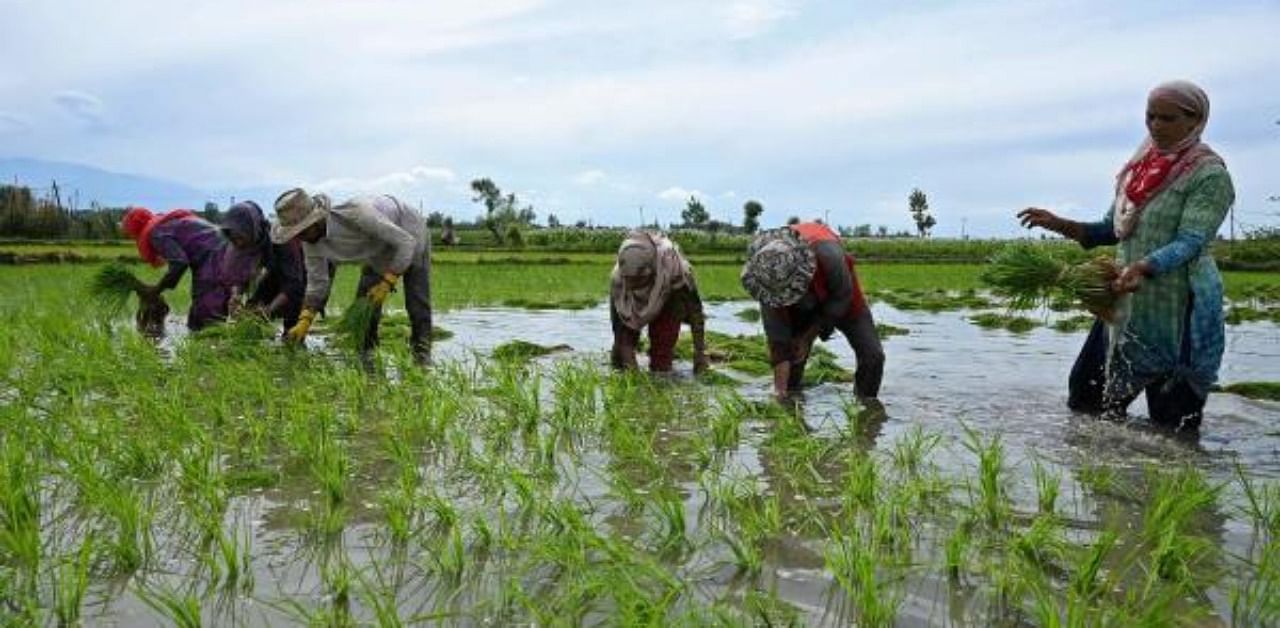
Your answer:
[366,272,399,306]
[286,309,317,344]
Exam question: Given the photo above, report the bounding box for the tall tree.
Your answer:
[742,200,764,233]
[682,196,709,228]
[908,188,934,237]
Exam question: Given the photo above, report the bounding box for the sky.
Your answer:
[1,0,1278,236]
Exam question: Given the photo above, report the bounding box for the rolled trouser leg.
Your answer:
[403,251,433,364]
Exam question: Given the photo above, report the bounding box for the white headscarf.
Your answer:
[1113,80,1223,240]
[610,230,693,330]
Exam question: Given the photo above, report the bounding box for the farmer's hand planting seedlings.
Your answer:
[366,271,399,306]
[286,308,317,343]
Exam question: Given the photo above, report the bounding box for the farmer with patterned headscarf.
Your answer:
[221,201,307,335]
[1018,80,1234,435]
[610,230,709,374]
[121,207,237,331]
[271,188,433,365]
[742,222,884,401]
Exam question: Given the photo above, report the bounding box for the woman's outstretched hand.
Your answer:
[1017,207,1061,232]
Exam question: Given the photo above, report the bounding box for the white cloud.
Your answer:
[573,169,606,185]
[311,165,457,195]
[723,0,796,39]
[658,186,703,202]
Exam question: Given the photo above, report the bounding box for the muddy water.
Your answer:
[92,301,1280,626]
[429,301,1280,623]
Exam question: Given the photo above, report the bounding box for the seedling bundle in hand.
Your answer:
[89,263,144,315]
[980,245,1121,319]
[335,296,379,349]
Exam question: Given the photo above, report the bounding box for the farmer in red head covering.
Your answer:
[1017,80,1234,435]
[121,206,237,331]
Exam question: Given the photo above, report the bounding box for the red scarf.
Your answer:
[1122,147,1180,208]
[134,210,197,267]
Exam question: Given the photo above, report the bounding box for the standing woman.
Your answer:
[221,201,307,334]
[610,230,709,374]
[1019,80,1234,434]
[121,207,237,331]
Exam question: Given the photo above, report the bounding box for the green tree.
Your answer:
[909,188,934,237]
[682,196,709,228]
[742,200,764,233]
[786,216,800,225]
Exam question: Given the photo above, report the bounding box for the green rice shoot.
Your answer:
[89,263,142,315]
[334,296,379,350]
[981,244,1120,318]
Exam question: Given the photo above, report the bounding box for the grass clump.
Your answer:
[1052,314,1096,333]
[673,330,852,384]
[876,323,909,339]
[493,339,571,363]
[981,245,1120,317]
[1217,382,1280,402]
[735,307,761,322]
[970,312,1039,333]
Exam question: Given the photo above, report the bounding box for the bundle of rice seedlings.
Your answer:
[89,263,142,314]
[334,297,379,349]
[981,245,1121,317]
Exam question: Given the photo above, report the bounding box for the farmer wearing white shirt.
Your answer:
[271,188,433,364]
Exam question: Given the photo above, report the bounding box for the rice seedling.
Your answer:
[51,534,94,627]
[962,425,1008,529]
[981,244,1120,317]
[825,525,902,628]
[1070,529,1117,600]
[136,584,204,628]
[1033,460,1061,515]
[89,262,141,314]
[334,295,379,350]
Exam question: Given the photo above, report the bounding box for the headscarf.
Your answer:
[121,207,197,267]
[740,227,817,308]
[1113,80,1224,240]
[222,201,269,251]
[610,230,693,330]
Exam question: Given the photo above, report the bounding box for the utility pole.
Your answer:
[961,217,967,240]
[639,205,645,227]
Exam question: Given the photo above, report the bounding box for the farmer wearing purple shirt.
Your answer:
[122,207,238,331]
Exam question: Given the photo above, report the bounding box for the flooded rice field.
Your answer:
[3,298,1278,626]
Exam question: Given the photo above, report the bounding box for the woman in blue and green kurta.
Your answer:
[1018,80,1234,434]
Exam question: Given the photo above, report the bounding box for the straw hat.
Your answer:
[270,188,328,243]
[740,227,816,308]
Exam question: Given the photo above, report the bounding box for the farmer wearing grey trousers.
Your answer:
[271,188,433,364]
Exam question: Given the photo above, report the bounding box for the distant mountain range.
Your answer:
[0,157,279,210]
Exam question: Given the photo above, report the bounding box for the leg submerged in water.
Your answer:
[836,309,885,399]
[403,251,433,366]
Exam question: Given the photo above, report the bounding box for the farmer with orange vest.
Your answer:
[741,222,884,401]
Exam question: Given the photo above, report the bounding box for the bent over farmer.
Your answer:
[609,230,709,374]
[271,188,433,364]
[741,222,884,401]
[121,207,236,331]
